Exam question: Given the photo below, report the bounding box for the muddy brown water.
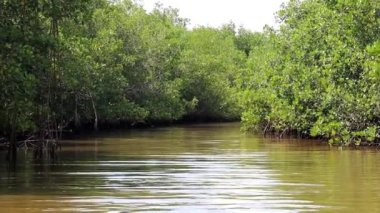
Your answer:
[1,123,380,212]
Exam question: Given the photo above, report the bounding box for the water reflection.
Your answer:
[50,154,320,212]
[0,123,379,212]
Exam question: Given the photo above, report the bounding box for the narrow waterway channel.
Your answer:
[0,123,380,212]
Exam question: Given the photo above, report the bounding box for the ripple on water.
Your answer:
[45,153,324,212]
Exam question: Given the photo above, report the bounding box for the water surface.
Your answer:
[1,123,380,212]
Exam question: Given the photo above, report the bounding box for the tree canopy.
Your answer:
[241,0,380,145]
[0,0,379,147]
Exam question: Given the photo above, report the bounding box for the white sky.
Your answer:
[141,0,288,32]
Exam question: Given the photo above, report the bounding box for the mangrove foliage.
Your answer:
[0,0,379,147]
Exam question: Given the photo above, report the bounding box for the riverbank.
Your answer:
[3,121,380,152]
[0,118,240,151]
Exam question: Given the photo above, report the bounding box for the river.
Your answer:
[0,123,380,212]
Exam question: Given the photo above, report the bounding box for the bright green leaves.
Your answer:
[241,0,380,145]
[179,27,244,120]
[367,40,380,81]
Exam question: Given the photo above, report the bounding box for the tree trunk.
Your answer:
[90,93,98,131]
[7,114,17,163]
[74,94,81,128]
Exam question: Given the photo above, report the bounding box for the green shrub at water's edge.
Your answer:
[240,0,380,145]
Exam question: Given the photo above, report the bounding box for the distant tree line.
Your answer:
[0,0,378,149]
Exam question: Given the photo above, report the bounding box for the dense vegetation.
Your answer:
[0,0,379,149]
[0,0,242,152]
[241,0,380,145]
